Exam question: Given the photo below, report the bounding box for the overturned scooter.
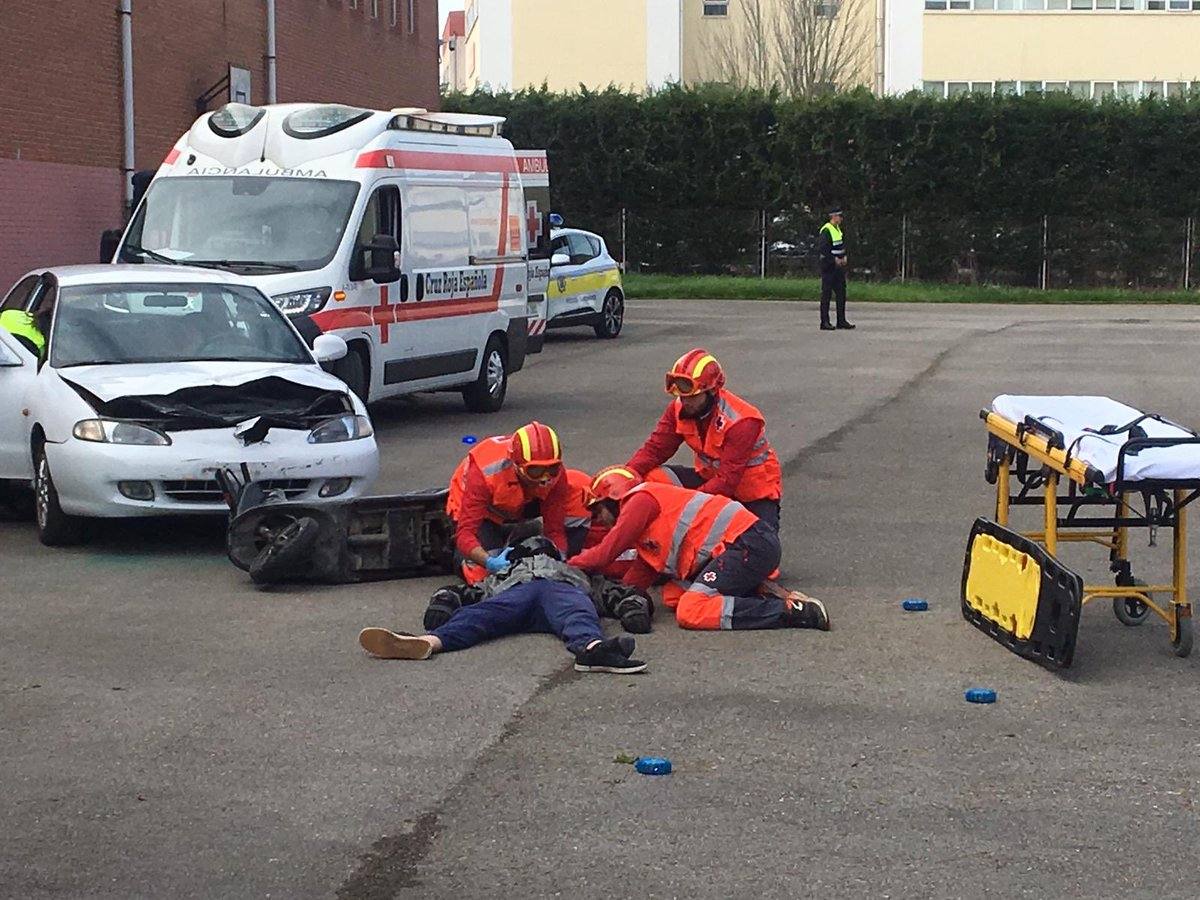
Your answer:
[218,467,456,586]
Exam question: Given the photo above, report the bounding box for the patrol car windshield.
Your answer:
[121,177,360,273]
[50,282,311,367]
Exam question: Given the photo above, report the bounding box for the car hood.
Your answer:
[56,360,341,403]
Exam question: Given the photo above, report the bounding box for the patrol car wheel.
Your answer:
[33,447,85,546]
[594,290,624,339]
[463,336,507,413]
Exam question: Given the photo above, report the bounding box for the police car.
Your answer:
[546,226,624,339]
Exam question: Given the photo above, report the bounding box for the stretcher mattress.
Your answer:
[991,395,1200,484]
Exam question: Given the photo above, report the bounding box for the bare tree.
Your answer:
[704,0,775,92]
[773,0,870,97]
[702,0,870,97]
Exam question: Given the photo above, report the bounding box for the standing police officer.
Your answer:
[817,208,854,331]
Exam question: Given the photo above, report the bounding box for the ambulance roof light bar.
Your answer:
[387,109,505,138]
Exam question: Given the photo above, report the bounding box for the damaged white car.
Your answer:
[0,265,379,545]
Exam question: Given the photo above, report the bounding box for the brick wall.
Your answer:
[0,0,437,291]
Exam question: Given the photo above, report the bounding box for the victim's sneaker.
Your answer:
[358,628,435,660]
[574,636,647,674]
[781,592,831,631]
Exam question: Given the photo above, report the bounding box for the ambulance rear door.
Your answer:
[516,150,550,354]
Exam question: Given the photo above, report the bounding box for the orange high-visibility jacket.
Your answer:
[446,436,557,523]
[623,481,757,580]
[669,389,782,502]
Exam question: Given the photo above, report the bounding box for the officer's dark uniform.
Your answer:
[817,210,853,331]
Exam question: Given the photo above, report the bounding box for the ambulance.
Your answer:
[113,103,553,412]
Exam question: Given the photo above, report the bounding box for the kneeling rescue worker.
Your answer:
[446,422,590,583]
[568,467,829,632]
[625,349,783,532]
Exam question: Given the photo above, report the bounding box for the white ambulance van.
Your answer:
[114,103,552,412]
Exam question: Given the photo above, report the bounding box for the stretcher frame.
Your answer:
[979,409,1200,658]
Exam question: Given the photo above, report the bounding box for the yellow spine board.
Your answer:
[964,532,1043,640]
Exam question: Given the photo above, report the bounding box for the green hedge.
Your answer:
[444,85,1200,285]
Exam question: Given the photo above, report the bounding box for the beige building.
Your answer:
[440,0,1200,99]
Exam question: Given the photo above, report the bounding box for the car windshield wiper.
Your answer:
[122,244,181,265]
[187,259,301,272]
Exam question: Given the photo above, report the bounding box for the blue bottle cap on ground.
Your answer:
[461,435,478,444]
[902,598,929,611]
[965,688,997,704]
[634,756,672,775]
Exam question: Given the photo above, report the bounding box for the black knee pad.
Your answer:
[423,585,464,631]
[614,591,654,634]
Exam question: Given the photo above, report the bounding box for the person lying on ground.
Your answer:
[568,467,829,632]
[359,536,648,674]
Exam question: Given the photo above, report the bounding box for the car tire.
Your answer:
[463,336,508,413]
[33,446,85,546]
[594,290,624,339]
[331,347,369,403]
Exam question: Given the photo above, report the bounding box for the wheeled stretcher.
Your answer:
[964,396,1200,668]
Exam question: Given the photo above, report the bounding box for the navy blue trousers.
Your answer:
[430,579,603,655]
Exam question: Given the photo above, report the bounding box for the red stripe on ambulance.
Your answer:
[355,150,518,173]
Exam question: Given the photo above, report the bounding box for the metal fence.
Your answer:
[576,208,1199,291]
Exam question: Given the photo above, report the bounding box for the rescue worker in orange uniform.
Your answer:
[625,349,783,532]
[568,467,829,632]
[446,422,590,583]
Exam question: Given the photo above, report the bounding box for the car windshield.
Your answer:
[120,176,359,272]
[50,282,311,367]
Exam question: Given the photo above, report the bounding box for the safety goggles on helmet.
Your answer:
[519,462,562,483]
[587,466,642,506]
[665,374,705,397]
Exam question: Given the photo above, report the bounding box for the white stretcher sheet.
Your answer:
[991,395,1200,484]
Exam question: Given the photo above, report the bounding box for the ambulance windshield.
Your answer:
[121,176,360,273]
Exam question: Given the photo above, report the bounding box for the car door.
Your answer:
[548,232,595,321]
[0,328,38,479]
[565,232,603,313]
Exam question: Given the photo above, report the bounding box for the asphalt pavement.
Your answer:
[4,299,1200,899]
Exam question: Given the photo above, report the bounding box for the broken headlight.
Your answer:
[272,287,332,316]
[73,419,172,446]
[307,414,373,444]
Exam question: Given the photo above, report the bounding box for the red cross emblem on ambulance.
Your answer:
[526,201,543,246]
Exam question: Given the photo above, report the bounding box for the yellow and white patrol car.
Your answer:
[546,227,624,339]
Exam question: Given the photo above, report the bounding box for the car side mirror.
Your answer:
[550,252,570,267]
[100,229,122,263]
[312,333,348,364]
[364,233,400,284]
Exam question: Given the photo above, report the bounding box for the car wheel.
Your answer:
[462,336,508,413]
[594,290,624,339]
[331,347,368,403]
[33,446,85,546]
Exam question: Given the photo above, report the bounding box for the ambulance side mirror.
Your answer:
[550,252,570,267]
[364,233,400,284]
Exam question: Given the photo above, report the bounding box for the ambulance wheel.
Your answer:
[594,290,624,339]
[33,446,85,546]
[463,336,507,413]
[1172,614,1193,658]
[331,348,368,404]
[1112,576,1151,626]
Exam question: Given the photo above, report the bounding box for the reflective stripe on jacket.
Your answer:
[623,481,757,580]
[446,435,557,523]
[669,388,782,502]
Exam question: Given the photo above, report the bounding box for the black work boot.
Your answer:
[836,321,856,330]
[574,637,647,674]
[820,322,836,331]
[781,594,831,630]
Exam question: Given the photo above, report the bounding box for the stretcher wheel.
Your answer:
[1112,577,1151,627]
[1172,614,1193,658]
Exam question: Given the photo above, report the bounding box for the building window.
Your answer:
[923,80,945,96]
[370,0,379,17]
[925,0,947,7]
[995,81,1017,94]
[703,2,730,15]
[1093,81,1115,99]
[947,81,970,96]
[407,0,415,32]
[1023,0,1046,8]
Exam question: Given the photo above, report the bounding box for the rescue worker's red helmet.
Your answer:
[665,348,725,397]
[587,466,642,506]
[510,421,563,483]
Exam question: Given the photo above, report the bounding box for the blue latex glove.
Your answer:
[484,548,513,574]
